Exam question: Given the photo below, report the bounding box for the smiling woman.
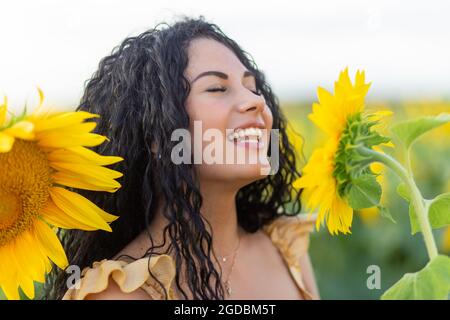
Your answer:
[45,16,319,300]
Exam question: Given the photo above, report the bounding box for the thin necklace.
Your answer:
[218,234,241,297]
[217,235,240,263]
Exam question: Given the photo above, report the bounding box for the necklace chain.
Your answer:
[217,234,240,262]
[217,234,241,297]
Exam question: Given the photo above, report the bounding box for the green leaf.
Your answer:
[347,174,381,210]
[397,183,421,234]
[396,183,410,201]
[381,255,450,300]
[402,191,450,235]
[391,113,450,149]
[428,193,450,230]
[379,205,396,224]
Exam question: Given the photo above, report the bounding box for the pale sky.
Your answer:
[1,0,449,112]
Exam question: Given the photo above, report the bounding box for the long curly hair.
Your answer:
[46,16,302,300]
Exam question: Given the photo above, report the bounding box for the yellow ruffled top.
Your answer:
[63,215,316,300]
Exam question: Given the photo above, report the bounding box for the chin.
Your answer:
[197,162,271,186]
[222,163,271,186]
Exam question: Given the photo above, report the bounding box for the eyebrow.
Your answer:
[191,70,254,83]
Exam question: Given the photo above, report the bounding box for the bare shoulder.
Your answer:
[245,228,288,268]
[113,231,150,260]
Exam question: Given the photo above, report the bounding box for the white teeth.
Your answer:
[227,127,264,142]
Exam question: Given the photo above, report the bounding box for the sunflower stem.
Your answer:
[357,146,438,260]
[405,146,413,176]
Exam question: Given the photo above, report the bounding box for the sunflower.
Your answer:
[294,68,391,235]
[0,90,123,300]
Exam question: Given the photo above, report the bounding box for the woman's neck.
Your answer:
[148,179,243,258]
[198,180,242,257]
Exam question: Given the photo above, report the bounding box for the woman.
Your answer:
[47,16,319,300]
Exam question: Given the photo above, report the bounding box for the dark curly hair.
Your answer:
[46,16,302,300]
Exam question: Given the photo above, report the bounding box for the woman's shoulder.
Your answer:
[262,214,317,269]
[62,254,176,300]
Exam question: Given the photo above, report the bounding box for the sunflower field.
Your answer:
[1,73,449,300]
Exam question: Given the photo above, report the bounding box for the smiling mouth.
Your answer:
[226,127,263,143]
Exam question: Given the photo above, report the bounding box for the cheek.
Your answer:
[185,97,231,165]
[264,106,274,129]
[186,97,230,131]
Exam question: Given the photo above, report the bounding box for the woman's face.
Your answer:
[184,37,273,187]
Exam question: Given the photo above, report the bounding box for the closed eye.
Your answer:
[206,87,226,93]
[206,87,261,95]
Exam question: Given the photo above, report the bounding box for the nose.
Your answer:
[236,90,266,114]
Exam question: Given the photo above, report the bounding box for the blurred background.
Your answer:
[0,0,449,299]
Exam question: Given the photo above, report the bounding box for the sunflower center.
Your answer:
[0,191,22,228]
[0,140,53,246]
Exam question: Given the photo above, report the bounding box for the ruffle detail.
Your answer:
[62,254,176,300]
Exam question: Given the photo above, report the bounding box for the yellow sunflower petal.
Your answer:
[355,70,366,87]
[3,243,24,297]
[31,87,45,116]
[32,111,99,132]
[3,120,35,140]
[332,197,353,234]
[33,219,68,269]
[10,237,36,285]
[50,161,123,180]
[0,96,7,125]
[16,271,35,299]
[48,146,123,166]
[0,244,20,300]
[15,229,47,283]
[49,187,117,231]
[317,87,333,107]
[44,256,53,274]
[94,206,119,224]
[34,122,99,146]
[367,110,393,122]
[36,121,97,136]
[0,131,15,152]
[37,132,107,148]
[69,146,123,165]
[52,171,121,193]
[41,200,97,231]
[381,141,395,148]
[336,67,352,93]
